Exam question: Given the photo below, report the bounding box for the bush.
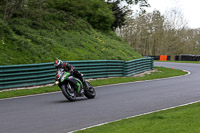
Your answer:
[0,18,14,38]
[49,0,115,31]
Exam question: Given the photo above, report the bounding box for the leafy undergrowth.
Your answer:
[0,11,141,65]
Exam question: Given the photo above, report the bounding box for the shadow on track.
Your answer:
[52,97,89,104]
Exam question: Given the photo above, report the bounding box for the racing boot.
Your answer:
[80,88,84,96]
[80,76,89,90]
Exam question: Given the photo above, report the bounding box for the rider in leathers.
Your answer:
[54,59,87,94]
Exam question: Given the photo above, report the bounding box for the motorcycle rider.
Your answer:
[54,59,87,94]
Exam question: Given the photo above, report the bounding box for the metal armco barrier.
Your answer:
[124,58,154,76]
[0,58,153,90]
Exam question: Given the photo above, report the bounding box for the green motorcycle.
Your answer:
[55,69,96,101]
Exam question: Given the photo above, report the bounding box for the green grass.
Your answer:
[0,86,60,99]
[0,67,187,99]
[75,102,200,133]
[89,67,187,87]
[0,12,142,65]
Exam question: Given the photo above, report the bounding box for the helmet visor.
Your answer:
[55,63,62,69]
[54,60,63,69]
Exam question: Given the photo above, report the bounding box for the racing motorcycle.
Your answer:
[55,69,96,101]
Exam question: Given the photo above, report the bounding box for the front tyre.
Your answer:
[61,83,76,101]
[84,82,96,99]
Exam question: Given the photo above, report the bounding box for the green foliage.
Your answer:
[109,1,127,29]
[0,0,142,65]
[49,0,115,31]
[0,18,13,37]
[0,11,141,65]
[107,0,150,29]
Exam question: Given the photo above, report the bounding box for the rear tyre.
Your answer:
[84,82,96,99]
[61,83,76,101]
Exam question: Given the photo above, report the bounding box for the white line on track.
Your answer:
[69,70,192,132]
[69,99,200,133]
[0,70,191,101]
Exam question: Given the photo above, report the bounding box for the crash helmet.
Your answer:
[54,59,63,69]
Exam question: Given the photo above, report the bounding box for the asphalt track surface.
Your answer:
[1,62,200,133]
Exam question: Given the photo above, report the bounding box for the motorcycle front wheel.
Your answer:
[84,82,96,99]
[61,83,76,101]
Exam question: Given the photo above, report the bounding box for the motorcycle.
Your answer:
[55,69,96,101]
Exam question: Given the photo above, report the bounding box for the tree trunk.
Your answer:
[3,0,8,20]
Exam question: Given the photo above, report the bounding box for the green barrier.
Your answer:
[0,58,153,90]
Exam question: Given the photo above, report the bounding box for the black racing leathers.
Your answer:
[57,62,86,88]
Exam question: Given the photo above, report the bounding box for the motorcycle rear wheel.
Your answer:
[61,83,76,101]
[84,82,96,99]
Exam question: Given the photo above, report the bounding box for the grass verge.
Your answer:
[75,101,200,133]
[0,67,187,99]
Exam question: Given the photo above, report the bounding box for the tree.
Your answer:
[118,8,198,60]
[109,0,128,29]
[119,10,165,56]
[106,0,149,5]
[49,0,114,31]
[1,0,48,20]
[106,0,150,30]
[164,7,188,30]
[2,0,24,20]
